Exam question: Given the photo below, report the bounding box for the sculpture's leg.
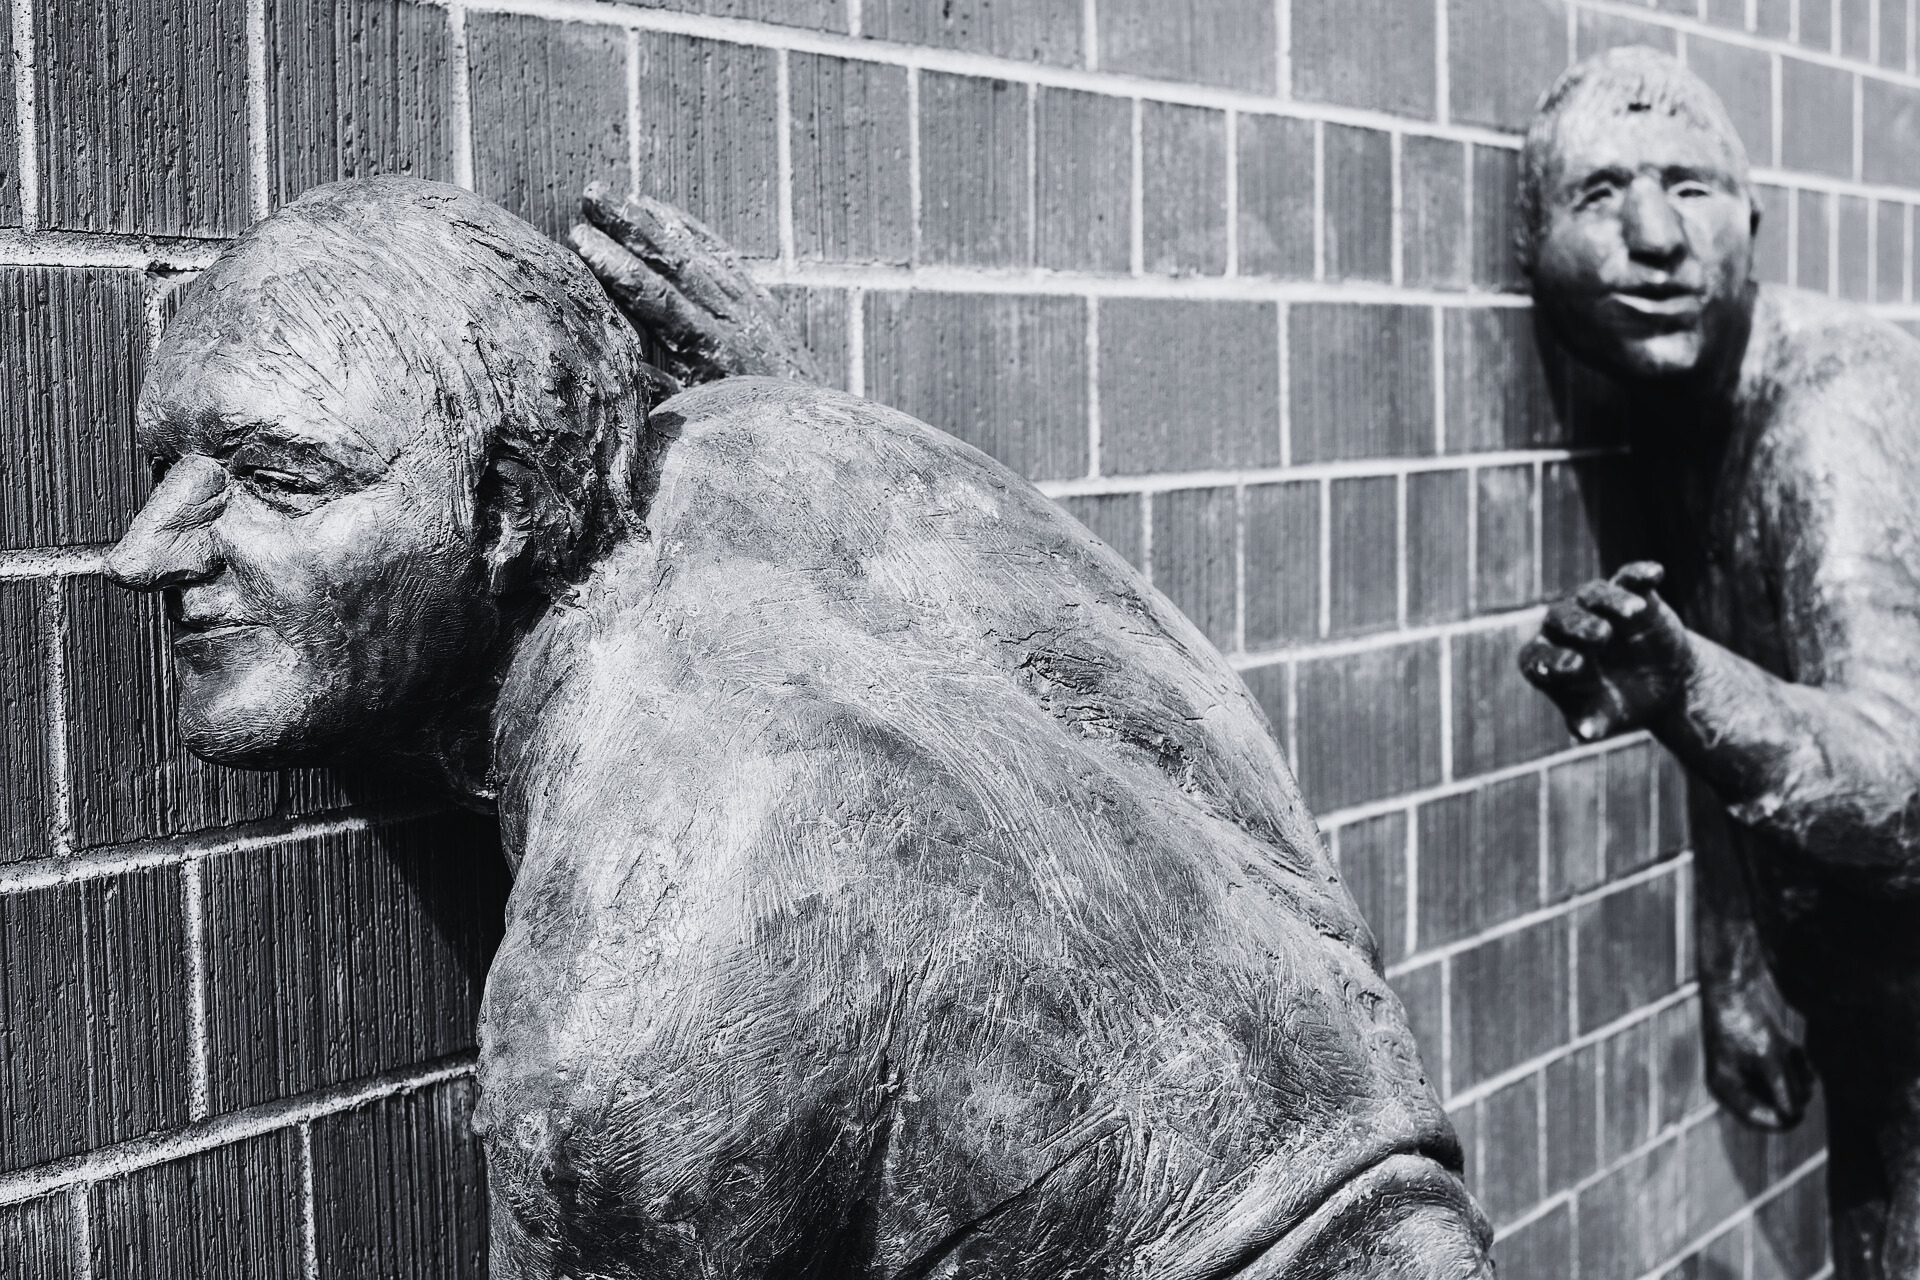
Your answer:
[1873,1072,1920,1279]
[1826,1091,1888,1280]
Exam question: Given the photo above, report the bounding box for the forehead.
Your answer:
[1543,102,1745,187]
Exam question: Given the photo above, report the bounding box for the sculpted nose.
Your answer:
[1622,179,1685,265]
[106,456,228,590]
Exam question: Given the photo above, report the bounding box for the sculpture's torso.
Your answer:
[1652,286,1920,1046]
[472,380,1489,1278]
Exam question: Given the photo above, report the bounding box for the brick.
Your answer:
[1443,307,1557,453]
[1839,194,1872,301]
[0,582,54,863]
[768,285,851,391]
[633,33,780,256]
[1657,998,1710,1127]
[1235,115,1316,280]
[1453,621,1571,776]
[34,0,249,235]
[1576,1133,1687,1280]
[1244,480,1319,648]
[1574,10,1679,57]
[1294,642,1444,812]
[863,0,1080,65]
[1476,464,1536,613]
[1577,873,1679,1033]
[0,1195,73,1280]
[1402,136,1469,289]
[1239,663,1291,753]
[90,1131,304,1280]
[0,869,190,1173]
[1876,200,1909,304]
[1600,1018,1655,1162]
[1755,0,1793,39]
[310,1078,488,1280]
[1417,773,1541,947]
[1546,1042,1599,1191]
[201,814,507,1112]
[62,579,280,848]
[1548,754,1605,900]
[1389,961,1445,1078]
[264,0,455,209]
[1494,1200,1572,1280]
[920,73,1028,267]
[0,13,15,226]
[863,292,1087,481]
[1060,494,1144,569]
[1292,0,1437,119]
[1796,189,1832,294]
[1863,78,1920,187]
[1472,146,1525,293]
[1451,1100,1480,1189]
[0,267,148,550]
[1328,475,1398,636]
[1752,1169,1829,1279]
[1781,58,1855,179]
[1684,37,1775,167]
[1885,0,1911,71]
[1141,104,1228,277]
[1479,1075,1542,1225]
[1097,0,1275,92]
[1035,89,1131,272]
[1800,0,1835,51]
[1680,1116,1751,1253]
[1290,304,1433,463]
[1151,487,1237,651]
[1407,470,1470,625]
[1754,183,1792,285]
[1323,126,1392,282]
[468,15,628,241]
[1099,300,1279,473]
[1452,917,1569,1085]
[1605,740,1658,876]
[790,55,912,264]
[1336,810,1408,966]
[1656,749,1690,856]
[1684,1222,1752,1280]
[1447,0,1569,132]
[1541,458,1650,599]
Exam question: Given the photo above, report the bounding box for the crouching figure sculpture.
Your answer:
[107,176,1491,1278]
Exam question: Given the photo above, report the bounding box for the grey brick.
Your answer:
[1152,487,1237,651]
[1453,621,1571,776]
[1493,1199,1572,1280]
[1292,0,1437,118]
[1472,146,1525,293]
[0,1195,73,1280]
[768,285,851,390]
[1576,873,1679,1033]
[920,73,1028,267]
[1337,811,1408,966]
[1574,10,1678,57]
[1864,78,1920,188]
[1475,463,1536,612]
[1797,189,1832,294]
[1328,475,1397,636]
[1685,37,1775,169]
[1099,300,1279,473]
[0,581,54,864]
[1402,135,1468,289]
[1235,115,1315,280]
[1036,89,1131,272]
[1098,0,1276,92]
[34,0,249,235]
[791,55,911,264]
[1548,754,1605,900]
[863,0,1080,65]
[1447,0,1570,132]
[863,292,1087,481]
[264,0,455,208]
[468,15,628,240]
[90,1131,304,1280]
[1876,200,1909,304]
[1408,469,1470,624]
[1324,125,1392,283]
[1294,641,1445,812]
[1754,182,1792,285]
[0,12,16,226]
[1452,918,1569,1085]
[1479,1075,1542,1225]
[1141,103,1227,277]
[632,32,780,255]
[1443,307,1557,453]
[1417,774,1541,947]
[1290,304,1433,463]
[1244,480,1319,649]
[1781,58,1856,179]
[1060,493,1143,569]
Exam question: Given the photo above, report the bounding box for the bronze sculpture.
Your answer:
[108,177,1493,1277]
[1516,48,1920,1279]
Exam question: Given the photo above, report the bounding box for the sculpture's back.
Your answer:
[479,377,1491,1278]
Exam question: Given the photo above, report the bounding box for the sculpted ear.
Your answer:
[476,451,572,598]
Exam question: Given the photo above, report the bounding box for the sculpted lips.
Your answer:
[1608,280,1703,321]
[171,607,265,646]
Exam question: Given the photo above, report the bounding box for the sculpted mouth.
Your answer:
[1610,286,1703,317]
[172,617,264,643]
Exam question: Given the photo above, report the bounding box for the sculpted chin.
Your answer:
[108,176,1492,1278]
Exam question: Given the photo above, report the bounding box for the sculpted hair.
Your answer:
[1516,46,1756,270]
[153,177,654,595]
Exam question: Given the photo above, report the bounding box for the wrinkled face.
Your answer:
[106,328,493,769]
[1529,106,1756,382]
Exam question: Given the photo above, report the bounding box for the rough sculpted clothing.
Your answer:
[473,379,1490,1278]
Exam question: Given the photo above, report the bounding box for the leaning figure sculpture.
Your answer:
[1516,48,1920,1279]
[106,176,1493,1277]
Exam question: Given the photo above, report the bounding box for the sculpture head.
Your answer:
[1519,46,1759,385]
[106,178,653,774]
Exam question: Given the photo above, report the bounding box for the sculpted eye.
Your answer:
[242,466,320,496]
[1670,181,1714,200]
[1575,184,1619,211]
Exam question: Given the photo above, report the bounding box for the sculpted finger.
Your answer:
[1612,560,1666,596]
[1575,577,1654,632]
[570,224,731,374]
[1542,599,1613,649]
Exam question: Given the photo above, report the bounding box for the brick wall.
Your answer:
[6,0,1915,1276]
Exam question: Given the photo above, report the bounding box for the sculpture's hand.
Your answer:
[1701,971,1814,1130]
[570,182,823,386]
[1518,561,1694,742]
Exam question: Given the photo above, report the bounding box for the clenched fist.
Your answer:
[1518,562,1695,743]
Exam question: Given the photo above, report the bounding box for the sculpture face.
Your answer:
[1529,107,1754,382]
[106,335,491,769]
